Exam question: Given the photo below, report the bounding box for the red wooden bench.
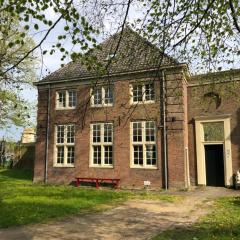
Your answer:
[75,177,120,189]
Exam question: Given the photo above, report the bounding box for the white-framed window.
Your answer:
[56,90,77,109]
[90,123,113,167]
[130,121,157,168]
[91,86,113,107]
[130,82,155,104]
[55,124,75,167]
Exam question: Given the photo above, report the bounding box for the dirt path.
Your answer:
[0,187,239,240]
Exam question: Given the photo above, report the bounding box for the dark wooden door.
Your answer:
[205,144,225,187]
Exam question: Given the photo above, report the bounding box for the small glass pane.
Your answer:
[67,146,74,164]
[133,145,143,165]
[146,145,156,166]
[67,125,75,143]
[104,146,113,165]
[146,121,155,142]
[203,122,224,142]
[104,123,113,142]
[57,146,64,164]
[93,87,102,105]
[93,124,101,143]
[145,83,155,101]
[57,91,66,108]
[57,125,64,143]
[133,122,142,142]
[104,86,113,104]
[68,90,76,107]
[133,85,143,102]
[93,146,101,164]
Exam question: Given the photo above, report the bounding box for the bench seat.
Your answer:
[75,177,120,189]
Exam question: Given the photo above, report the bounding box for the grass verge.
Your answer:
[153,196,240,240]
[0,169,179,228]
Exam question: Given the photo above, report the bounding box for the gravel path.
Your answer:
[0,187,239,240]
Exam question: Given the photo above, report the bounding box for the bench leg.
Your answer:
[113,180,119,189]
[76,179,80,187]
[116,180,120,189]
[96,179,100,189]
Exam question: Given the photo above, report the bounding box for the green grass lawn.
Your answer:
[0,168,178,228]
[153,196,240,240]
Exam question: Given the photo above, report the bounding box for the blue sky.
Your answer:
[0,2,239,141]
[0,2,143,141]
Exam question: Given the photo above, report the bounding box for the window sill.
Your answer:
[89,165,113,169]
[90,104,113,108]
[130,100,155,105]
[53,165,75,168]
[130,166,158,170]
[56,107,76,110]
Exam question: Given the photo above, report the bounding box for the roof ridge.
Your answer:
[41,26,179,82]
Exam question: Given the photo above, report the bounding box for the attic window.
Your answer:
[91,86,113,107]
[56,90,77,109]
[130,82,155,104]
[105,53,117,61]
[203,92,221,111]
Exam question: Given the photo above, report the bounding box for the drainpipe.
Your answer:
[45,84,51,183]
[185,147,190,188]
[162,70,168,190]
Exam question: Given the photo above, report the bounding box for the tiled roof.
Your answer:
[41,27,178,82]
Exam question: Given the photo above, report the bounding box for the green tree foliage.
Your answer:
[0,13,36,83]
[135,0,240,72]
[0,90,34,129]
[1,0,240,74]
[0,0,100,76]
[0,13,36,128]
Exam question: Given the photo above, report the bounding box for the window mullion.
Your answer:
[64,126,67,165]
[130,85,133,104]
[55,126,57,165]
[101,145,104,166]
[101,123,104,165]
[130,123,133,167]
[90,88,93,106]
[142,122,146,167]
[56,92,59,108]
[65,90,69,108]
[102,86,105,105]
[101,123,104,144]
[142,84,145,102]
[143,144,146,167]
[64,145,67,165]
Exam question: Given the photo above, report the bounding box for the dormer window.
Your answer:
[56,90,76,109]
[91,86,113,107]
[130,82,155,104]
[105,53,117,61]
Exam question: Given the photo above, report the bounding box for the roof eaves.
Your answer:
[34,63,187,86]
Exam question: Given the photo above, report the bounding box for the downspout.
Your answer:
[162,70,168,190]
[45,84,51,183]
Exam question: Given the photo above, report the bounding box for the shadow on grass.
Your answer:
[0,169,33,181]
[232,196,240,206]
[0,196,97,228]
[154,196,240,240]
[153,223,240,240]
[0,175,128,229]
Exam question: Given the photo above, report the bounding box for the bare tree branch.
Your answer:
[229,0,240,34]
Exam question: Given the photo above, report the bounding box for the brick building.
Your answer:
[34,27,240,188]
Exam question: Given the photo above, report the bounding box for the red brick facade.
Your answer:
[35,66,240,188]
[188,71,240,186]
[35,67,190,188]
[34,27,240,189]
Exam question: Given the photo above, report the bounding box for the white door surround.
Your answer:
[195,115,233,186]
